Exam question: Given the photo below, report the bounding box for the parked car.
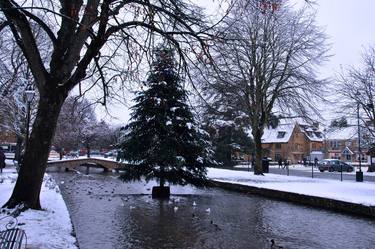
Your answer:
[318,159,354,172]
[104,149,118,158]
[90,150,101,156]
[66,150,79,158]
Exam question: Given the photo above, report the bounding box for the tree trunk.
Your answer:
[160,165,165,187]
[3,92,66,209]
[253,128,264,175]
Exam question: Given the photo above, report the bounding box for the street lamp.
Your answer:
[25,85,35,153]
[355,91,363,182]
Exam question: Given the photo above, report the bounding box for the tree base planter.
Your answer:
[152,186,170,198]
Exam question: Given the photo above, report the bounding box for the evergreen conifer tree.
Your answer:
[120,46,212,187]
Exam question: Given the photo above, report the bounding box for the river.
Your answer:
[50,169,375,249]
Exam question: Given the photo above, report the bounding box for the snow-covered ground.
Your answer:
[234,163,375,176]
[0,160,77,249]
[208,167,375,206]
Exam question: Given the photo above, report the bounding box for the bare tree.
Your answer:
[53,96,90,158]
[0,38,35,162]
[199,0,329,174]
[1,19,52,163]
[0,0,221,209]
[338,47,375,144]
[54,96,115,158]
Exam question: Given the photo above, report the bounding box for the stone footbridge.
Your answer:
[46,158,124,173]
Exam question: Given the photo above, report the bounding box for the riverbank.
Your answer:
[207,167,375,217]
[0,161,78,249]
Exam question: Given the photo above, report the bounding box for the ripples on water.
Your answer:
[50,169,375,249]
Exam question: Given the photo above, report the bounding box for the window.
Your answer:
[293,143,301,151]
[277,131,286,138]
[314,132,322,138]
[330,140,339,149]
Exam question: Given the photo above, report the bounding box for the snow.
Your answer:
[234,163,375,177]
[325,126,357,140]
[0,164,78,249]
[176,156,186,163]
[207,167,375,206]
[261,123,324,143]
[213,119,235,127]
[261,123,295,143]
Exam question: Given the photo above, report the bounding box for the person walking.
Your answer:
[0,147,6,173]
[283,158,288,169]
[278,158,282,168]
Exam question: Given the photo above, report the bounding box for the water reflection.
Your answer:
[50,169,375,249]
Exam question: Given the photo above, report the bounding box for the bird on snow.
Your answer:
[205,208,211,213]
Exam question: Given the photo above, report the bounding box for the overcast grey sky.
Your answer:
[96,0,375,125]
[315,0,375,76]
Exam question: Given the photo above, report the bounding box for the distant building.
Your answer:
[261,123,324,163]
[324,126,365,163]
[0,128,17,144]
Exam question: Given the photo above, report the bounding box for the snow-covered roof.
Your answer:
[299,124,324,142]
[325,126,357,140]
[261,123,295,143]
[342,146,354,155]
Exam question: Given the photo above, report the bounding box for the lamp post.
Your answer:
[25,86,35,154]
[355,91,363,182]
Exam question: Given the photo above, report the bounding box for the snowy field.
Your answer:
[0,161,77,249]
[208,167,375,206]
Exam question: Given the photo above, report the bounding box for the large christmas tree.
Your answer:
[120,46,212,191]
